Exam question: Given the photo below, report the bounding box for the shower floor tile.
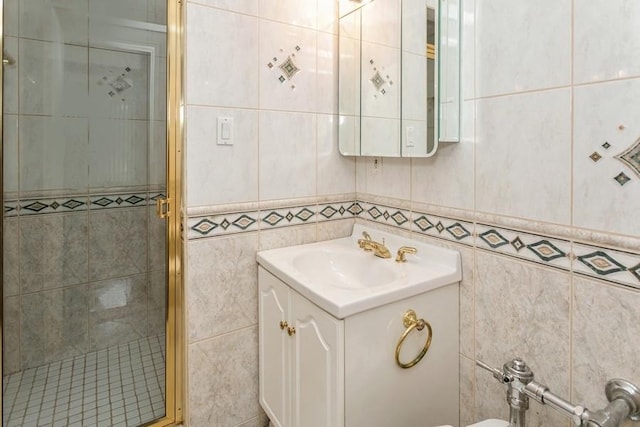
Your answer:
[3,335,166,427]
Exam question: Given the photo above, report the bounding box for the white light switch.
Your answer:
[217,117,234,145]
[406,126,415,147]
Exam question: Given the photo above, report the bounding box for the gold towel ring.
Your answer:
[395,309,433,369]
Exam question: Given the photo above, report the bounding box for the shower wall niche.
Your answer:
[3,0,167,376]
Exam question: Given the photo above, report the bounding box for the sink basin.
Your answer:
[256,224,461,319]
[292,246,399,290]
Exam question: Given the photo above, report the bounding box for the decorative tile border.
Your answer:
[410,210,474,246]
[572,243,640,290]
[184,197,640,290]
[189,210,260,239]
[475,223,572,271]
[3,191,165,217]
[358,201,411,230]
[317,201,363,222]
[187,200,361,240]
[260,205,317,229]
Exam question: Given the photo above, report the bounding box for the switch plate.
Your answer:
[405,126,415,148]
[217,117,234,145]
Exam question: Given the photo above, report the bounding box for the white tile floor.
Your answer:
[2,335,166,427]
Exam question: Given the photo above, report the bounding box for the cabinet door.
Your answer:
[290,294,344,427]
[258,268,290,427]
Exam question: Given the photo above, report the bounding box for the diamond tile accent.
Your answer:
[511,237,525,252]
[629,263,640,283]
[62,199,84,210]
[527,240,567,262]
[347,203,363,215]
[614,136,640,178]
[370,70,386,92]
[602,141,611,149]
[4,205,17,216]
[390,211,408,226]
[93,197,114,207]
[435,222,445,233]
[577,251,626,275]
[22,202,48,212]
[220,218,231,229]
[589,151,602,162]
[339,206,346,215]
[320,206,338,219]
[614,171,631,186]
[285,212,294,222]
[278,56,300,80]
[367,206,383,219]
[479,229,509,248]
[446,223,471,240]
[109,75,132,92]
[233,215,256,230]
[192,219,218,235]
[383,210,390,220]
[414,216,434,231]
[263,211,284,226]
[295,208,314,222]
[125,195,145,205]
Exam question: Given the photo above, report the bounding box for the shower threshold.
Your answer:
[2,334,166,427]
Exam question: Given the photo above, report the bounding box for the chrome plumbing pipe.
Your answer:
[477,358,640,427]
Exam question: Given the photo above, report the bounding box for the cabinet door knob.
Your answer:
[279,321,288,330]
[287,326,296,336]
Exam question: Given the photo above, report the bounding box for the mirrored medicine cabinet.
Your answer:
[338,0,461,157]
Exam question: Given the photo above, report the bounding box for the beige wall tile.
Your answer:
[187,233,259,342]
[475,252,571,426]
[188,326,260,427]
[88,208,147,281]
[573,278,640,412]
[20,213,88,292]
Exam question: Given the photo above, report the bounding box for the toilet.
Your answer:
[468,420,509,427]
[437,420,508,427]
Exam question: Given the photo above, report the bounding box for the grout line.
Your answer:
[2,335,166,427]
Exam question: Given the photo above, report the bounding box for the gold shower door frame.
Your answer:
[0,0,185,425]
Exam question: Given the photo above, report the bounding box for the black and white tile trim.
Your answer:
[410,210,474,246]
[187,200,362,240]
[3,192,165,217]
[475,223,572,270]
[186,199,640,290]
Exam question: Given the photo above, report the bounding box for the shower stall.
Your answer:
[1,1,180,426]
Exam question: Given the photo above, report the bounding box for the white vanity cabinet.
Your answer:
[257,225,461,427]
[258,267,345,427]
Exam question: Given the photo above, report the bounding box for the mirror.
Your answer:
[338,0,461,157]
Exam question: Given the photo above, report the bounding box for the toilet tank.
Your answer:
[344,282,459,427]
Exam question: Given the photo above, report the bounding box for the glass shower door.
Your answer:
[2,1,169,426]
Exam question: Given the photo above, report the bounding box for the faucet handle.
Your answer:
[358,231,373,251]
[395,246,417,263]
[477,359,511,384]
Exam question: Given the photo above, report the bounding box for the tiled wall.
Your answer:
[3,0,168,375]
[354,0,640,426]
[183,0,356,425]
[183,1,640,427]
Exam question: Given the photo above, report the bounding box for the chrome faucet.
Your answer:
[477,358,640,427]
[357,231,392,259]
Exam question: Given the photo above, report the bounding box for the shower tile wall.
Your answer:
[3,0,168,376]
[183,1,640,427]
